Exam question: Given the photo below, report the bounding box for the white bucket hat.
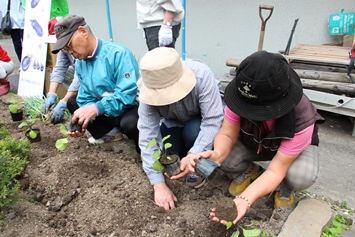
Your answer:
[137,47,196,106]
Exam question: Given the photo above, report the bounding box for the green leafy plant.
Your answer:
[23,96,47,121]
[321,215,352,237]
[146,135,172,171]
[8,99,24,114]
[230,227,261,237]
[19,118,40,139]
[0,127,30,209]
[55,124,69,151]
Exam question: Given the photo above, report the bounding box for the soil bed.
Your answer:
[0,95,295,237]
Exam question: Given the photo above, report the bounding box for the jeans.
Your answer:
[10,29,24,62]
[160,116,201,158]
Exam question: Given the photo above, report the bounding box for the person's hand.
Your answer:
[159,24,173,46]
[71,104,97,130]
[67,117,86,138]
[50,100,66,124]
[153,182,177,210]
[210,197,249,225]
[170,153,199,180]
[41,92,57,114]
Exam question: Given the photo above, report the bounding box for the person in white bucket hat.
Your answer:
[137,47,224,210]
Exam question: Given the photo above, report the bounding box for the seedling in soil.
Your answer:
[146,135,173,171]
[55,124,69,151]
[19,119,40,139]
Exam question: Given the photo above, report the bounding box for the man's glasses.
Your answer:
[62,31,76,53]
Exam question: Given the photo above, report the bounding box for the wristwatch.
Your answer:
[163,21,172,26]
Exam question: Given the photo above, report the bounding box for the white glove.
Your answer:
[159,24,173,46]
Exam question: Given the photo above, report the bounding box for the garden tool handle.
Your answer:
[258,5,274,51]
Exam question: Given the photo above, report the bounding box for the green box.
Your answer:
[328,10,355,35]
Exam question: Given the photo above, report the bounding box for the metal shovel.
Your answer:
[258,5,274,51]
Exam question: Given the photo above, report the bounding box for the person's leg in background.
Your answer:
[119,104,140,154]
[10,29,24,62]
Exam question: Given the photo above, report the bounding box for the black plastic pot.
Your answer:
[195,158,220,178]
[159,153,180,177]
[10,110,23,121]
[25,129,41,143]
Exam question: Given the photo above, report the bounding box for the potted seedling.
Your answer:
[146,135,181,176]
[8,100,24,121]
[19,118,41,143]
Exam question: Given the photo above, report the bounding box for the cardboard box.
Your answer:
[343,35,355,47]
[46,43,57,68]
[43,67,67,98]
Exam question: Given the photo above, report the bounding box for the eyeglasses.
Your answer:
[62,31,77,53]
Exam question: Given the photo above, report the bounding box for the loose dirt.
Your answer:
[0,95,296,237]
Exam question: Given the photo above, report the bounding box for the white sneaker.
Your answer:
[88,132,124,144]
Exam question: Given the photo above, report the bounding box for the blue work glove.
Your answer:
[159,24,173,46]
[50,100,67,124]
[41,92,57,114]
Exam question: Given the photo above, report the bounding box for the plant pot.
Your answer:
[195,158,220,178]
[10,110,23,121]
[159,153,181,176]
[25,129,41,143]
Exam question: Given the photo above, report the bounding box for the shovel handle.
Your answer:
[258,5,274,51]
[259,5,274,31]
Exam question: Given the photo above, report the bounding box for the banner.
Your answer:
[18,0,51,97]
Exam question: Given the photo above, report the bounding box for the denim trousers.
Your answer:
[160,116,201,158]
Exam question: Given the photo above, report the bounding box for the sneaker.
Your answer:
[228,166,264,196]
[274,191,295,208]
[186,173,206,189]
[88,132,124,144]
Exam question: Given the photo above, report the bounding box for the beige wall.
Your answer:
[67,0,355,79]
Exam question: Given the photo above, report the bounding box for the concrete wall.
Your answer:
[67,0,355,79]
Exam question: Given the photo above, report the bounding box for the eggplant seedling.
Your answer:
[55,124,69,151]
[146,135,172,171]
[19,118,40,139]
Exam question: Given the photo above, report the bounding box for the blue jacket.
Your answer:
[75,39,138,117]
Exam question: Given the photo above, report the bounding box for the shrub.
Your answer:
[0,129,30,209]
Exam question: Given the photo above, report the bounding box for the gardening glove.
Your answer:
[41,92,57,114]
[50,100,67,124]
[159,24,173,46]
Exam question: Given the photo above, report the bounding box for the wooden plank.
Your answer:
[226,58,242,67]
[295,69,353,83]
[301,78,355,96]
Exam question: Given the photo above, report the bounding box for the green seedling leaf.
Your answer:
[231,230,240,237]
[152,160,164,171]
[29,130,37,139]
[161,134,171,143]
[55,138,69,151]
[243,229,261,237]
[9,104,18,113]
[166,156,172,161]
[60,124,67,136]
[225,221,233,230]
[153,150,161,160]
[18,121,28,128]
[146,138,157,149]
[164,142,172,150]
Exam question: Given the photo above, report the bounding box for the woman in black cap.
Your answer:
[189,51,324,225]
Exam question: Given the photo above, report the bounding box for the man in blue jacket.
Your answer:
[52,15,140,153]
